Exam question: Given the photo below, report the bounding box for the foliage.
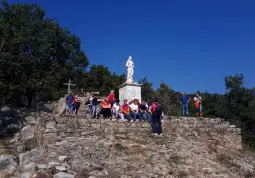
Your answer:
[0,1,125,106]
[224,74,255,148]
[84,65,126,96]
[0,1,88,106]
[155,82,180,116]
[138,77,154,102]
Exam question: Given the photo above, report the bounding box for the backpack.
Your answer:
[154,104,163,116]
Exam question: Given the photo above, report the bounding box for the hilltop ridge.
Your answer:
[0,99,255,178]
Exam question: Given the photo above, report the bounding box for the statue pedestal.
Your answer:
[118,83,141,105]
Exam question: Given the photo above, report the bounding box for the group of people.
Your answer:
[89,90,154,121]
[180,92,203,118]
[88,90,164,135]
[65,89,203,136]
[65,91,81,115]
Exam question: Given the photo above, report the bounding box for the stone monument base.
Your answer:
[118,83,141,105]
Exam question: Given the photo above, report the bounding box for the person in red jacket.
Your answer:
[73,93,81,115]
[101,97,112,119]
[119,99,132,121]
[108,90,115,107]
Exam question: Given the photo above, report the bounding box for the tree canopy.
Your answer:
[0,1,126,106]
[0,1,88,106]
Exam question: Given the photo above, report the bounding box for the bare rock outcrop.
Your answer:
[1,102,255,178]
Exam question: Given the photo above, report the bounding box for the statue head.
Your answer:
[128,56,132,61]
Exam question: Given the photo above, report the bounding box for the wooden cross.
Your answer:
[63,79,76,93]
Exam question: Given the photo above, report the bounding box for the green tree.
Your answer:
[138,77,154,102]
[0,1,88,106]
[156,82,180,115]
[86,65,125,96]
[224,74,255,147]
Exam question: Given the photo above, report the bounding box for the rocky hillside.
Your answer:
[0,100,255,178]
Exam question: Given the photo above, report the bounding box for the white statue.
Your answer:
[126,56,134,83]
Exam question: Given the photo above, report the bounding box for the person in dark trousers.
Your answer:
[73,93,81,114]
[100,97,112,119]
[151,99,163,136]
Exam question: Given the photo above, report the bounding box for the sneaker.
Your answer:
[159,134,163,136]
[152,133,158,136]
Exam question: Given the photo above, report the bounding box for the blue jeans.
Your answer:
[66,104,72,111]
[130,112,142,121]
[182,103,188,116]
[141,111,151,122]
[92,107,100,116]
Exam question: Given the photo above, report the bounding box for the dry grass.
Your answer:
[0,149,14,155]
[0,139,14,155]
[0,139,10,147]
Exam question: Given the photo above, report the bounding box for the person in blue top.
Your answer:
[66,90,74,115]
[180,92,190,116]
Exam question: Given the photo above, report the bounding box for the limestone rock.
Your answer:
[21,125,37,140]
[31,172,51,178]
[23,162,36,172]
[3,106,254,178]
[36,102,53,113]
[19,172,32,178]
[0,155,17,174]
[54,97,66,115]
[46,121,57,132]
[55,165,67,172]
[36,164,47,169]
[53,172,74,178]
[58,155,67,162]
[47,162,60,168]
[19,149,40,167]
[25,116,38,124]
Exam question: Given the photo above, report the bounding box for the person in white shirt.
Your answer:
[129,99,142,122]
[112,99,121,118]
[194,93,203,118]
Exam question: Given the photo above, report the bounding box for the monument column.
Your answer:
[119,56,141,104]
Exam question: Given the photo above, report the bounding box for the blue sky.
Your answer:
[9,0,255,93]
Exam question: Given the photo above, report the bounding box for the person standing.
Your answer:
[66,90,74,115]
[194,93,203,118]
[73,93,81,115]
[151,99,163,136]
[108,90,115,107]
[180,92,190,116]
